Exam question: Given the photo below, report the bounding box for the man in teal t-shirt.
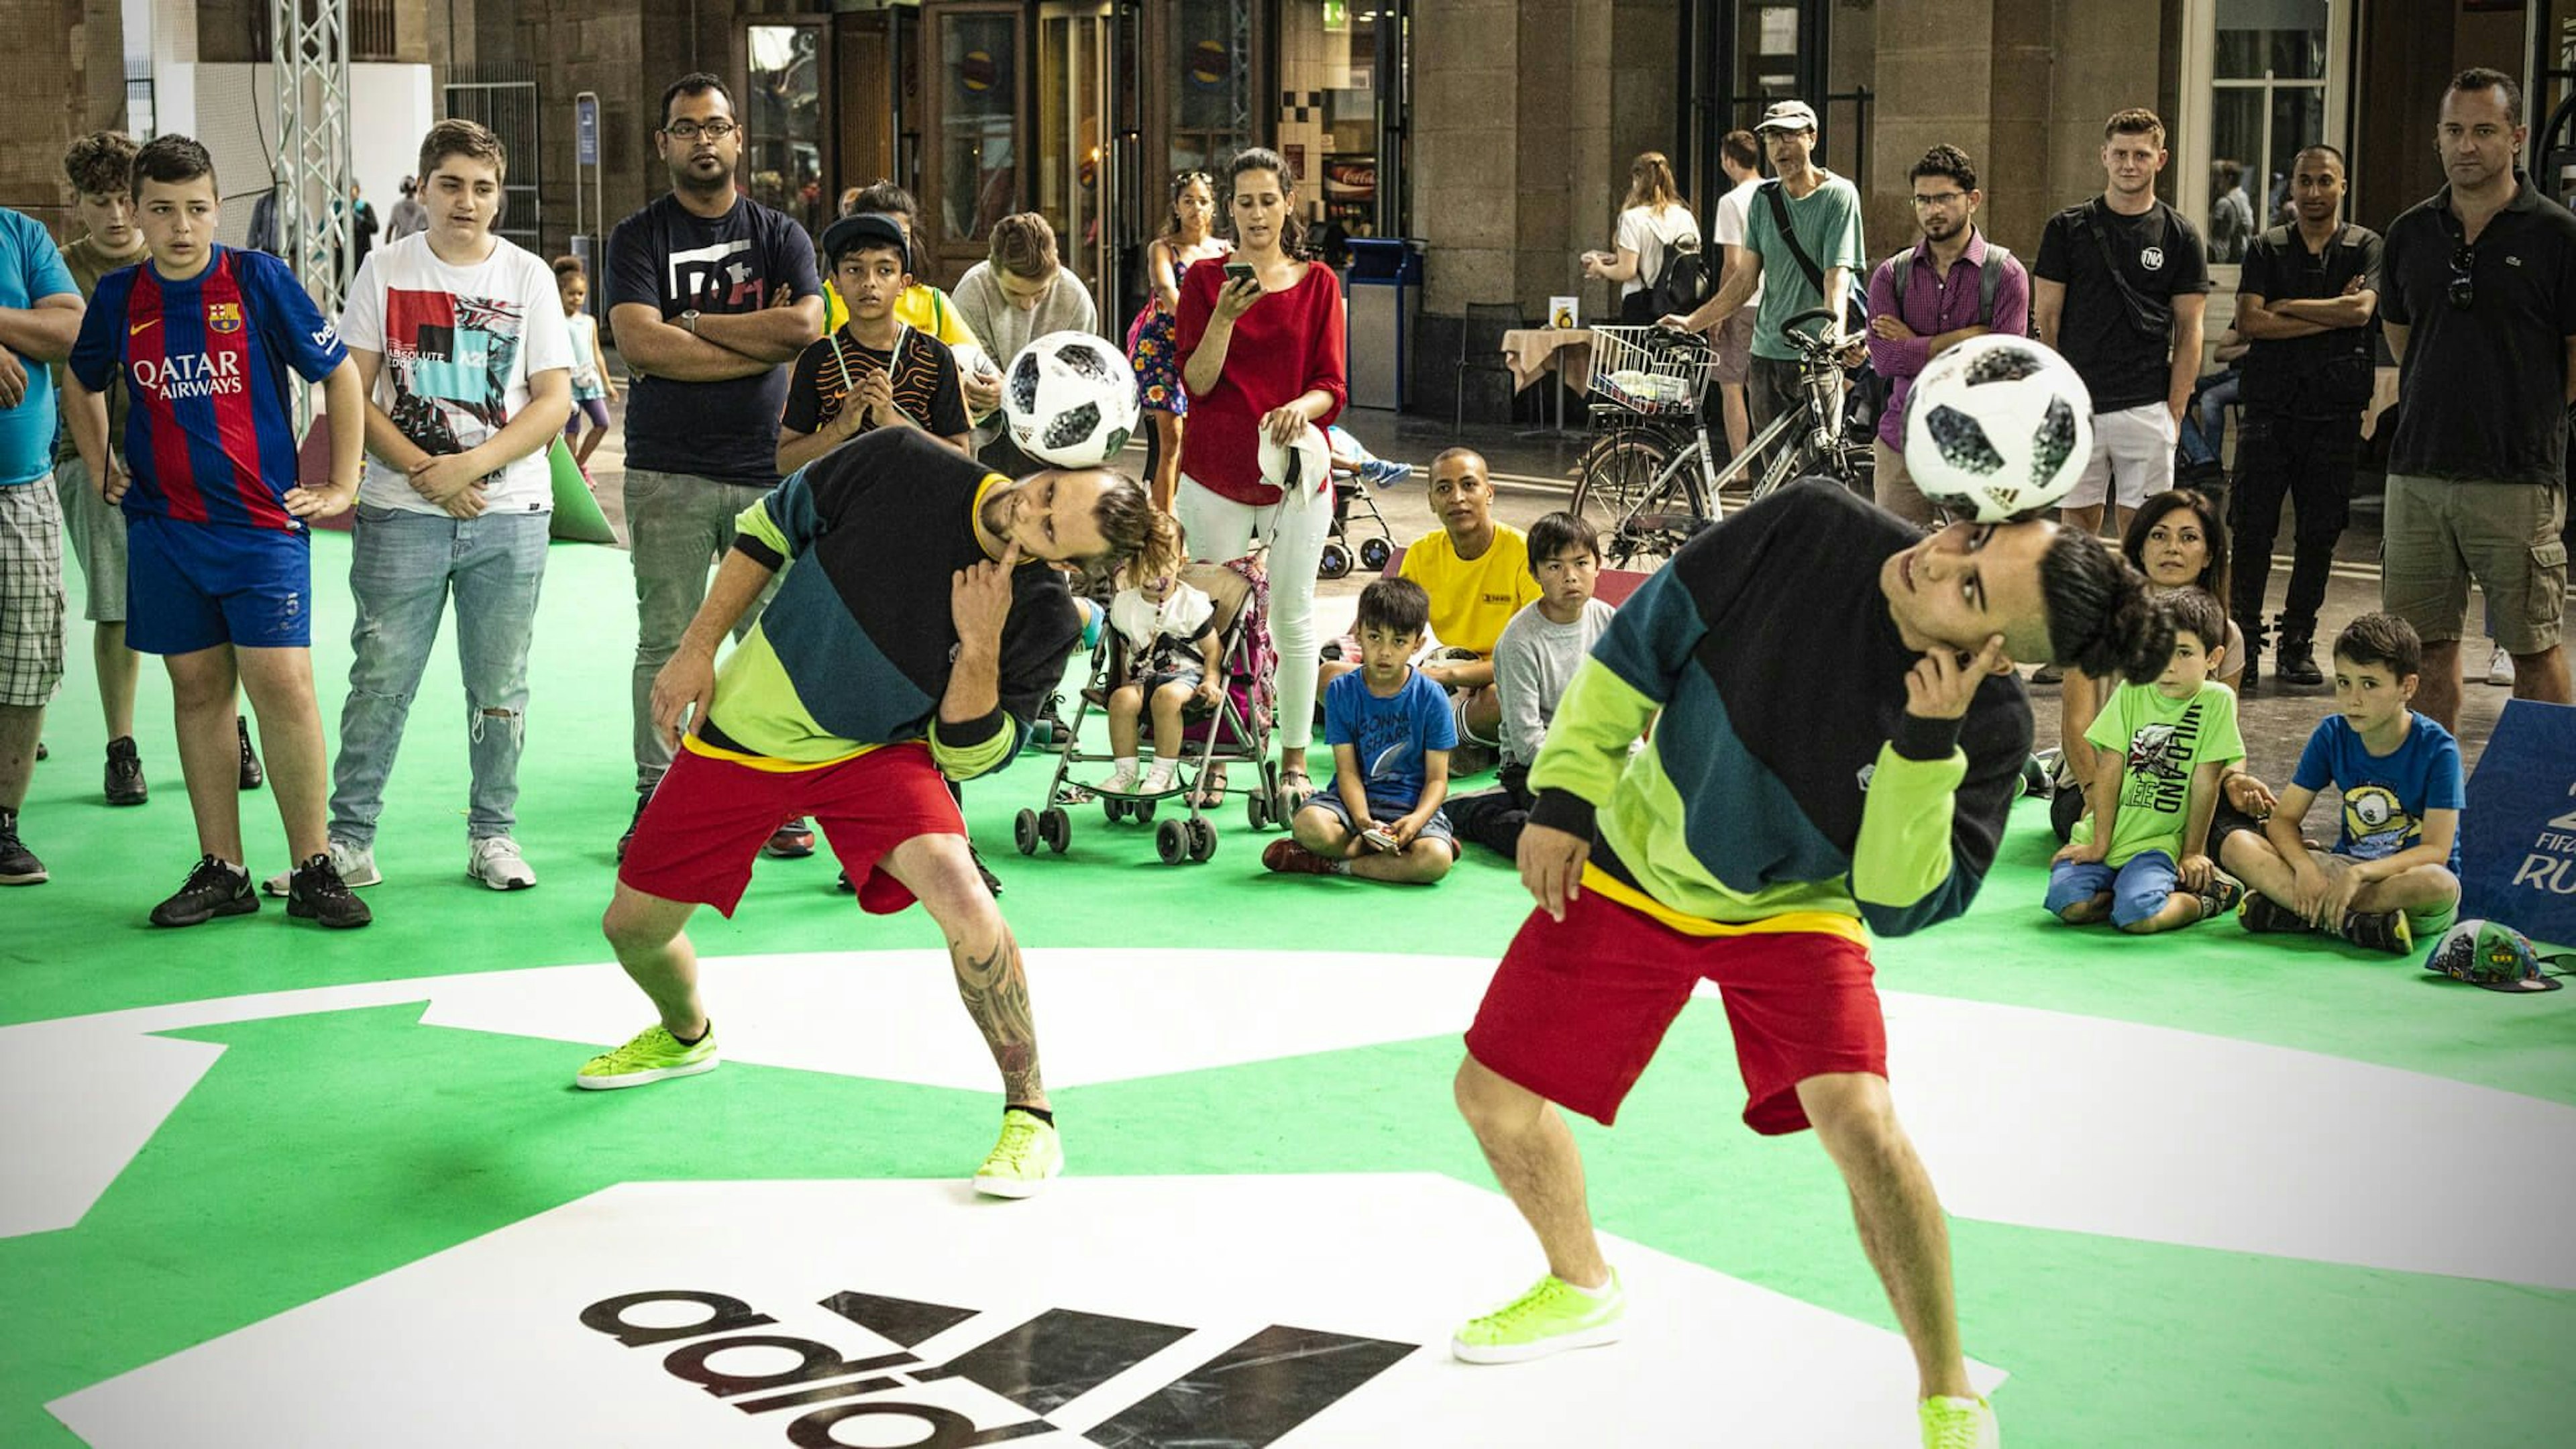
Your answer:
[0,203,86,889]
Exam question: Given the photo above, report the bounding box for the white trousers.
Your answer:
[1175,472,1330,754]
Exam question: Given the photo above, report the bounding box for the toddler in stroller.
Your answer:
[1100,568,1226,798]
[1319,424,1401,580]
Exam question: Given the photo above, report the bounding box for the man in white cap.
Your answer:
[1660,99,1866,447]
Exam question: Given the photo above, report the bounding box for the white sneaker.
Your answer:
[468,835,537,890]
[2487,645,2516,687]
[1099,763,1139,796]
[1140,761,1179,796]
[262,838,378,897]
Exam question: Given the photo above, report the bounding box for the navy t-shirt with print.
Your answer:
[607,193,822,486]
[1321,666,1458,813]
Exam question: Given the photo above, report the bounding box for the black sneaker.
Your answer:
[105,736,148,806]
[2236,891,2308,934]
[834,868,855,894]
[971,843,1004,896]
[0,810,46,885]
[236,715,264,790]
[2198,874,2244,920]
[286,852,373,928]
[2339,909,2412,956]
[763,816,818,859]
[2029,663,2064,686]
[2273,635,2323,688]
[616,793,649,863]
[2239,650,2261,694]
[151,855,258,926]
[34,740,46,761]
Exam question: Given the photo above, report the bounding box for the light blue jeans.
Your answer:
[329,505,550,847]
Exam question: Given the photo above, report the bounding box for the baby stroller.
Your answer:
[1318,424,1400,580]
[1016,554,1283,865]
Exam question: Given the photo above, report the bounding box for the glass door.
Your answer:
[920,1,1027,288]
[1037,1,1115,315]
[746,21,828,241]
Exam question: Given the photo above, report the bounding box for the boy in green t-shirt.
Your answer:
[2047,589,2247,932]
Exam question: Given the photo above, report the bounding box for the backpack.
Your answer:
[1649,230,1713,318]
[1887,242,2022,335]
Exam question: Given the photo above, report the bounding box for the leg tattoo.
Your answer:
[952,924,1044,1106]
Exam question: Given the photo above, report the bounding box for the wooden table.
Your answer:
[1499,327,1596,433]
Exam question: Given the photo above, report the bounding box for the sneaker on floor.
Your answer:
[1450,1271,1625,1364]
[1263,837,1344,875]
[971,843,1004,896]
[0,811,46,885]
[468,835,538,890]
[2273,636,2324,688]
[2198,873,2244,920]
[33,740,45,761]
[616,792,649,863]
[2237,891,2309,935]
[286,851,374,928]
[972,1108,1064,1198]
[263,838,379,897]
[2339,908,2412,956]
[2488,645,2516,687]
[152,855,258,926]
[2029,662,2063,686]
[834,868,855,894]
[1099,763,1140,796]
[763,816,817,859]
[105,736,148,806]
[1920,1393,2000,1449]
[575,1022,720,1089]
[235,714,264,790]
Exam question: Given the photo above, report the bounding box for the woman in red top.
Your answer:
[1175,148,1348,806]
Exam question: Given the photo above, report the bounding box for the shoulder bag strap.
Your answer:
[1762,181,1829,296]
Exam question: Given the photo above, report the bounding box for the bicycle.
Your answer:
[1568,307,1874,569]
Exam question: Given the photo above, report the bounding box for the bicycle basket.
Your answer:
[1585,325,1712,417]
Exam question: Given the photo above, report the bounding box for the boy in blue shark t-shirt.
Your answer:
[2220,611,2463,955]
[1265,576,1458,883]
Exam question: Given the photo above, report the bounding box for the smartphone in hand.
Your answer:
[1224,262,1257,286]
[1360,826,1400,854]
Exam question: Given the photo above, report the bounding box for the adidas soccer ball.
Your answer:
[1902,335,2094,524]
[1004,331,1140,468]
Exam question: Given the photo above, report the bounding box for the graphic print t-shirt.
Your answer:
[607,193,822,485]
[780,325,969,444]
[1322,666,1458,814]
[2035,199,2212,413]
[337,234,573,515]
[2073,678,2245,866]
[68,245,349,531]
[2290,712,2465,873]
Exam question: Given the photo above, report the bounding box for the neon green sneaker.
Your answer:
[1449,1270,1624,1364]
[972,1108,1064,1198]
[1920,1394,2000,1448]
[575,1022,719,1090]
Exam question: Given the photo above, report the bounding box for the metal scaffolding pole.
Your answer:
[271,0,352,325]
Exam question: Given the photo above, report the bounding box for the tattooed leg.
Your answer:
[883,833,1048,1109]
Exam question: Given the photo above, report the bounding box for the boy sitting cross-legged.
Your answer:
[2045,588,2247,933]
[1264,576,1457,883]
[2218,611,2463,955]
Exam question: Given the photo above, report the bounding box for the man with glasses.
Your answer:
[2377,66,2575,729]
[2229,144,2381,692]
[606,72,825,861]
[1865,145,2030,527]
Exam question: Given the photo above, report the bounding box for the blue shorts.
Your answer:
[1299,788,1457,856]
[2047,849,2181,928]
[124,511,313,655]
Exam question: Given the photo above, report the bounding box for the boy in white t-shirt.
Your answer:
[286,119,574,895]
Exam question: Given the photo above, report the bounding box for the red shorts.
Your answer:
[618,742,963,917]
[1464,888,1888,1135]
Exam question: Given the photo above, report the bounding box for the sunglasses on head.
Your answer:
[2448,244,2475,312]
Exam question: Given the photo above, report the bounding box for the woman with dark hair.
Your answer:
[1175,148,1348,809]
[2050,487,2277,841]
[1129,171,1230,512]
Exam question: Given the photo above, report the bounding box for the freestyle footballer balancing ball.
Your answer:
[1903,334,2094,523]
[1004,331,1140,468]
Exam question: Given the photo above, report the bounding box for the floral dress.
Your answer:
[1128,239,1231,415]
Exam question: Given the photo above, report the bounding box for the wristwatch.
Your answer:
[679,309,702,335]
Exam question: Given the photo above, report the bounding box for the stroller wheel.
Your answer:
[1358,537,1392,572]
[1134,798,1157,823]
[1040,806,1071,854]
[1246,791,1271,830]
[1102,796,1126,823]
[1317,541,1353,580]
[1188,818,1218,862]
[1155,816,1190,865]
[1013,808,1040,856]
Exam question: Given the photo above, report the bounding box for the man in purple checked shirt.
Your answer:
[1866,145,2033,528]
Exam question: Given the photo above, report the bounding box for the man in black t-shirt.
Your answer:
[2231,144,2383,691]
[2378,68,2576,731]
[606,72,824,860]
[2035,108,2212,543]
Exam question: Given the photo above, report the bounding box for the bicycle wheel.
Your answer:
[1571,430,1704,570]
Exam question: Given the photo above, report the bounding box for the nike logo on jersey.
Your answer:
[129,318,159,335]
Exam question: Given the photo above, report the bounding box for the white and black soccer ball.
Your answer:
[1902,335,2094,524]
[1003,331,1140,468]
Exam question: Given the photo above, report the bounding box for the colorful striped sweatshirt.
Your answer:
[1527,481,2033,939]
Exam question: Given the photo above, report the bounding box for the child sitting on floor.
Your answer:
[2046,588,2247,934]
[1100,566,1223,797]
[2218,611,2463,955]
[1448,511,1617,858]
[1264,576,1456,884]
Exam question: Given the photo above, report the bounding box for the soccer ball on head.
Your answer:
[1902,335,2094,524]
[1004,331,1140,468]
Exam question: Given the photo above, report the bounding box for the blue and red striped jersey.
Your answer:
[68,245,347,532]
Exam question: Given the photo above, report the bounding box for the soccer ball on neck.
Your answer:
[1902,335,2094,524]
[1004,331,1140,468]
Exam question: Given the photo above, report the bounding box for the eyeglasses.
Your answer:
[1911,191,1968,209]
[663,119,737,142]
[2448,244,2475,312]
